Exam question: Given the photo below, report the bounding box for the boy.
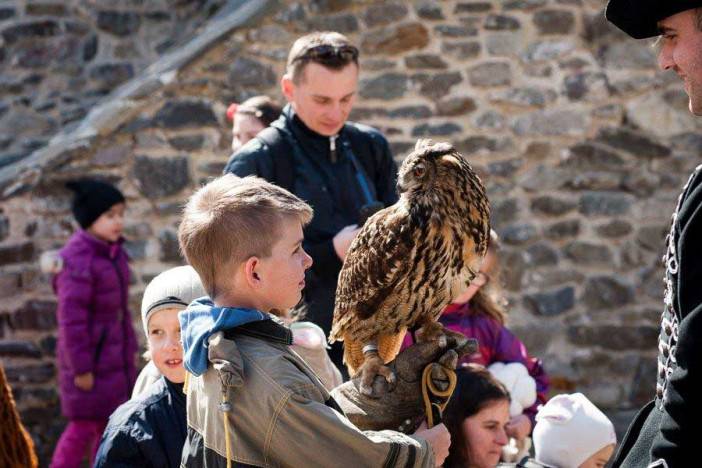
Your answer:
[94,266,206,467]
[178,174,449,467]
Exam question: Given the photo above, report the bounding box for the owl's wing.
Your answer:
[332,206,414,337]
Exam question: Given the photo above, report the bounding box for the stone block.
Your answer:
[568,325,658,351]
[519,165,566,192]
[533,9,575,35]
[530,196,576,216]
[360,73,408,100]
[468,62,511,87]
[0,7,15,20]
[11,300,57,330]
[2,20,59,43]
[309,0,351,14]
[597,220,633,238]
[499,223,537,245]
[405,54,447,69]
[636,225,667,252]
[512,109,586,136]
[0,242,34,266]
[92,144,130,166]
[521,40,576,62]
[596,127,671,159]
[456,136,505,155]
[583,276,634,309]
[524,243,559,266]
[544,219,580,239]
[563,241,612,265]
[563,72,610,102]
[490,87,556,108]
[169,135,205,152]
[503,0,547,9]
[89,63,134,89]
[413,72,462,100]
[565,171,621,191]
[524,287,575,316]
[0,212,8,241]
[560,143,627,171]
[416,2,444,20]
[228,57,276,89]
[434,24,477,38]
[500,250,527,291]
[473,111,506,130]
[362,22,429,55]
[132,155,190,198]
[159,230,182,263]
[440,41,481,59]
[487,157,521,178]
[484,14,520,31]
[152,100,217,129]
[598,41,657,69]
[388,106,432,119]
[97,11,141,37]
[0,340,42,358]
[411,122,462,137]
[491,198,519,227]
[579,191,634,216]
[455,2,492,13]
[363,3,408,28]
[436,96,476,116]
[5,362,54,384]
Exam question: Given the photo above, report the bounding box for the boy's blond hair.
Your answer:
[178,174,313,297]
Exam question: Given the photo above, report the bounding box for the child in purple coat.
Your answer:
[50,180,138,468]
[402,231,548,447]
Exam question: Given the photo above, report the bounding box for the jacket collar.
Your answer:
[282,104,346,162]
[224,316,293,345]
[76,230,125,259]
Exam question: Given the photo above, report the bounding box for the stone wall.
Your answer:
[1,0,700,461]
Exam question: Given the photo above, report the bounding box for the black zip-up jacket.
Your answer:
[613,164,702,468]
[94,376,187,468]
[224,105,398,369]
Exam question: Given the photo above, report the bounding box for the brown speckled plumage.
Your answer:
[329,140,490,376]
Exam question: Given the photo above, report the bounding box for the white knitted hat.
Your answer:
[533,393,616,468]
[140,265,206,336]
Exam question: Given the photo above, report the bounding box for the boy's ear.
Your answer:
[244,256,263,289]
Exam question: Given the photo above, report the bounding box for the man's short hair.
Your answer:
[286,31,359,83]
[178,174,313,297]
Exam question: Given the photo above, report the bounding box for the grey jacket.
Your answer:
[180,320,434,468]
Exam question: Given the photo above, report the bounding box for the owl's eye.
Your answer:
[413,164,426,178]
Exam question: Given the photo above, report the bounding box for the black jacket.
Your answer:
[94,376,187,468]
[224,105,398,362]
[613,164,702,468]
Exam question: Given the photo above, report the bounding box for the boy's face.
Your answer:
[256,217,313,313]
[88,202,125,243]
[578,443,615,468]
[147,307,185,384]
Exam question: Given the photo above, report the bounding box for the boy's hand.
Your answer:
[414,421,451,467]
[505,414,531,441]
[74,372,94,391]
[331,334,477,432]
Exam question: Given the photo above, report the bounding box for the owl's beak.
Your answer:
[396,179,407,194]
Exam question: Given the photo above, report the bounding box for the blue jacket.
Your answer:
[93,376,187,468]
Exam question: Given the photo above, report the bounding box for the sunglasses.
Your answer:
[294,44,359,63]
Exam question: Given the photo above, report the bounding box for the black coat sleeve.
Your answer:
[94,426,148,468]
[650,171,702,466]
[372,133,399,207]
[223,139,274,180]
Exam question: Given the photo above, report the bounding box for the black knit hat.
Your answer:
[65,179,125,229]
[606,0,702,39]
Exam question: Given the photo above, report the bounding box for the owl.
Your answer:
[329,139,490,396]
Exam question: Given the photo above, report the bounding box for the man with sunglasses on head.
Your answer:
[605,2,702,467]
[225,32,398,375]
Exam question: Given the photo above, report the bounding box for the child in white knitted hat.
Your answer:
[94,266,206,467]
[527,393,616,468]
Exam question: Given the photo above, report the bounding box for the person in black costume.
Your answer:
[224,31,398,374]
[606,2,702,467]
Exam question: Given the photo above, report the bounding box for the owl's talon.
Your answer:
[358,354,395,398]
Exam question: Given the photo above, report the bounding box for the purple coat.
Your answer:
[54,230,138,421]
